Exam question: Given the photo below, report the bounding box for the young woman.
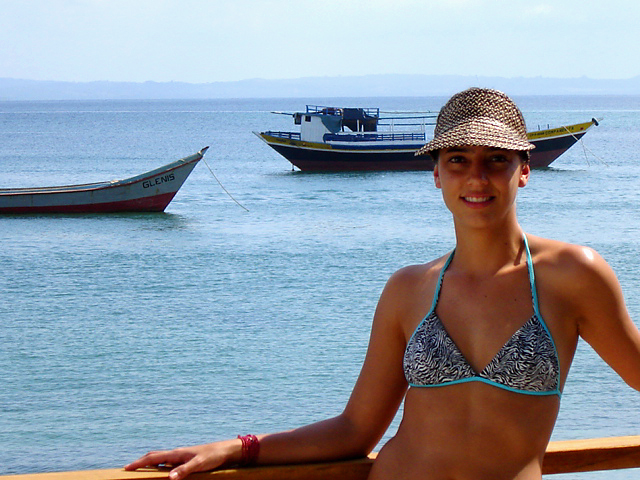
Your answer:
[125,88,640,480]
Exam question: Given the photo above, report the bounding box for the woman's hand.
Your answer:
[124,439,241,480]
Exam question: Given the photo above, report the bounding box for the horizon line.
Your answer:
[2,73,640,85]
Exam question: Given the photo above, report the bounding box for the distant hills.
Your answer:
[1,74,640,100]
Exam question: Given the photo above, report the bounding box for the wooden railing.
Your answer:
[3,436,640,480]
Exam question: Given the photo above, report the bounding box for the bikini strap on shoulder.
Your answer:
[523,234,541,316]
[428,250,455,313]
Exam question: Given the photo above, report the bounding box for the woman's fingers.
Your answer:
[124,449,192,471]
[167,448,227,480]
[168,455,207,480]
[125,444,227,479]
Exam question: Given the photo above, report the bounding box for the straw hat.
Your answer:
[415,87,534,156]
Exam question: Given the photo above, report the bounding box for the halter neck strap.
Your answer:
[523,234,542,317]
[429,233,538,316]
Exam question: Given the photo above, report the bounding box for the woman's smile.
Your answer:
[461,195,495,206]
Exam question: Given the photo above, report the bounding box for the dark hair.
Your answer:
[429,149,530,164]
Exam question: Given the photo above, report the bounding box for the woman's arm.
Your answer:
[570,246,640,390]
[125,269,413,480]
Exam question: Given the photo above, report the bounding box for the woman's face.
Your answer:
[433,145,530,228]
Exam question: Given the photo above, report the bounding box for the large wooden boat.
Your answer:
[527,120,598,168]
[255,106,598,171]
[0,147,208,214]
[2,435,639,479]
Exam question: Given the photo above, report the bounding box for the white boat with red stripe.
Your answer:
[0,147,208,214]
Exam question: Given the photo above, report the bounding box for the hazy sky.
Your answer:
[1,0,638,83]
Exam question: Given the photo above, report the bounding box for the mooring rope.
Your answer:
[201,156,249,212]
[562,122,607,166]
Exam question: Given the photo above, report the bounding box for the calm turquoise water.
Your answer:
[0,96,639,479]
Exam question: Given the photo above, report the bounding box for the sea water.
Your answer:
[0,96,639,480]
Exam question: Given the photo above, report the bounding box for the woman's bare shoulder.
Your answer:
[381,255,447,315]
[526,234,617,294]
[373,253,451,325]
[386,254,450,291]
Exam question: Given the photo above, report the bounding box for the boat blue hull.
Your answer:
[268,143,432,171]
[264,134,587,172]
[529,131,588,168]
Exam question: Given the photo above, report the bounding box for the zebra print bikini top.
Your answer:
[403,235,561,397]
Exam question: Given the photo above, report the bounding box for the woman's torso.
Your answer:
[368,235,580,480]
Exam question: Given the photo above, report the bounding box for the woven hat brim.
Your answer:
[415,117,535,156]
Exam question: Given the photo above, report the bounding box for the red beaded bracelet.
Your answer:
[237,434,260,466]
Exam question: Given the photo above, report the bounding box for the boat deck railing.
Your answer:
[263,130,426,144]
[378,118,436,128]
[324,132,426,143]
[263,131,302,141]
[306,105,380,117]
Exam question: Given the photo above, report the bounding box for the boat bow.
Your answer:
[0,147,209,214]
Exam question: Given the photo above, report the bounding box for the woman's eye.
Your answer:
[448,156,466,164]
[489,155,508,163]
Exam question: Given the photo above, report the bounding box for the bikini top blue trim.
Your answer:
[403,234,562,397]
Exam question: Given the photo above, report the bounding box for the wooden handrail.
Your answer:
[542,436,640,474]
[4,436,640,480]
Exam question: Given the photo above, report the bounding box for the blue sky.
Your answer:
[1,0,638,83]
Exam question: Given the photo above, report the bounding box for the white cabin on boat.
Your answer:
[294,106,380,143]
